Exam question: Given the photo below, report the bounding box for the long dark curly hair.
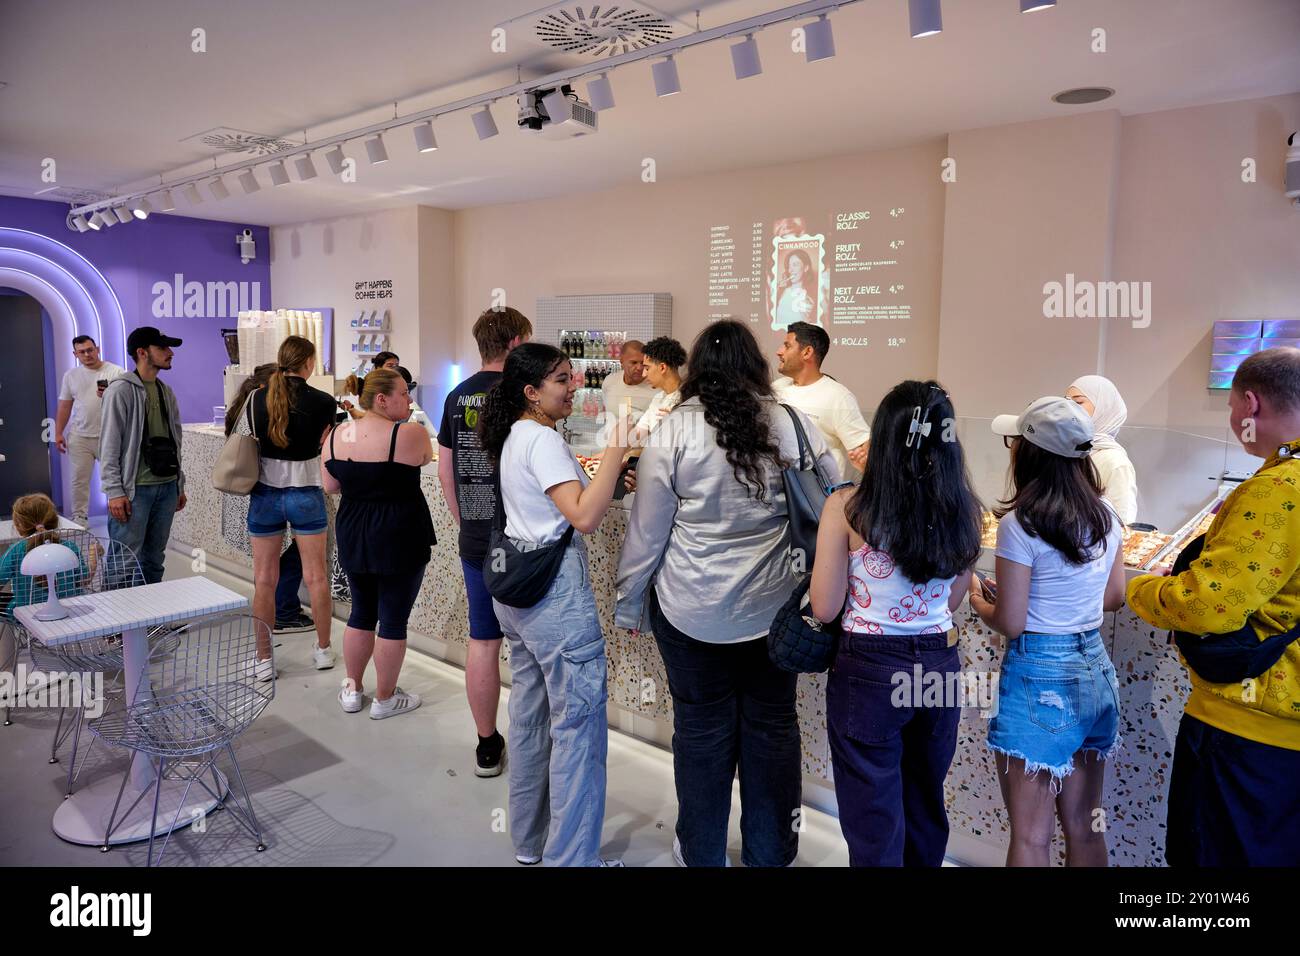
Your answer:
[478,342,568,462]
[679,320,787,501]
[846,380,983,582]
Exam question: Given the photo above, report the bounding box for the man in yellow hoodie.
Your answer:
[1128,348,1300,866]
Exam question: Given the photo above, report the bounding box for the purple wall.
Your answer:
[0,195,271,422]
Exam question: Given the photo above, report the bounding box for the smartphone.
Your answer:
[974,570,997,602]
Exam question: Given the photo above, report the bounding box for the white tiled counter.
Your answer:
[175,423,1188,866]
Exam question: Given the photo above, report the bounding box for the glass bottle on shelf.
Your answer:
[561,331,571,357]
[577,333,586,359]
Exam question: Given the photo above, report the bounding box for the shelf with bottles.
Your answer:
[559,329,628,361]
[352,332,391,356]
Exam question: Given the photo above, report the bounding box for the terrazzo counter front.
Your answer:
[174,423,1189,866]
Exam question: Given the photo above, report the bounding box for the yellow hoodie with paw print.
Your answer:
[1127,440,1300,750]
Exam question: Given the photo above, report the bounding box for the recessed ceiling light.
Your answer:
[1052,87,1115,105]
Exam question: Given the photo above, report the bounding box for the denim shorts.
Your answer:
[247,483,328,537]
[460,556,503,641]
[986,629,1121,783]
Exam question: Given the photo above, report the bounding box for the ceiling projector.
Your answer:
[517,85,597,139]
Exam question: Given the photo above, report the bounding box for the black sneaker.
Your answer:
[274,612,315,634]
[475,731,506,778]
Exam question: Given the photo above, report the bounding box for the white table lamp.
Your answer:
[21,542,80,621]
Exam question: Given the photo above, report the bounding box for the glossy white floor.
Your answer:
[0,532,853,867]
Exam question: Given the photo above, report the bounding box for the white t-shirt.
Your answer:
[772,374,871,479]
[500,419,588,545]
[58,362,125,437]
[995,507,1123,634]
[635,389,681,435]
[602,374,657,425]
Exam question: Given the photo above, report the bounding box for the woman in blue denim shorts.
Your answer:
[244,336,340,680]
[970,396,1127,867]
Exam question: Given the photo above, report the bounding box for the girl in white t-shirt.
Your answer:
[478,342,632,868]
[970,396,1127,867]
[810,380,983,867]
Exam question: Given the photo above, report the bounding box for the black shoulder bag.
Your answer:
[1169,533,1300,683]
[780,404,835,569]
[481,478,576,609]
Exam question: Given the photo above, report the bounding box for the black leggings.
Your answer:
[345,565,426,640]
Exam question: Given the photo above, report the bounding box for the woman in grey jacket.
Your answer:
[616,320,840,867]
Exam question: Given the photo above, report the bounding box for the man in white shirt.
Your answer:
[54,335,124,524]
[600,339,656,443]
[772,322,871,480]
[634,336,686,441]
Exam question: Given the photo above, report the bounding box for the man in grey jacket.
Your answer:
[100,326,187,584]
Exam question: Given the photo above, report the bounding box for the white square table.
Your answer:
[15,575,249,846]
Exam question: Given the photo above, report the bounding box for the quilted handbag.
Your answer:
[768,576,841,674]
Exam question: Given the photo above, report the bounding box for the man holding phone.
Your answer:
[55,335,124,526]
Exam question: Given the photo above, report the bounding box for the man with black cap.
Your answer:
[99,326,186,584]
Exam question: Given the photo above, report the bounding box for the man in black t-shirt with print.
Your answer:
[438,306,532,777]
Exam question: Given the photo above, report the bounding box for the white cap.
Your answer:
[991,396,1094,459]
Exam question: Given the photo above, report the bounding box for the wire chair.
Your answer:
[5,532,182,793]
[90,612,274,866]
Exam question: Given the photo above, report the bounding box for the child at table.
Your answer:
[0,493,89,621]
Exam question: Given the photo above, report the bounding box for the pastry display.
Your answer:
[1121,528,1172,569]
[576,454,602,481]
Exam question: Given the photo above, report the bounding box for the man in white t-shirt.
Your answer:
[772,321,871,480]
[600,339,656,444]
[54,335,125,524]
[634,336,686,441]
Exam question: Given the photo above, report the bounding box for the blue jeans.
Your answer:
[276,540,303,621]
[650,587,801,867]
[493,544,608,867]
[107,480,178,584]
[986,629,1121,782]
[827,632,961,866]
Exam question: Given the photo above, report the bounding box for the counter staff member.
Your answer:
[100,326,186,585]
[55,335,124,526]
[1128,348,1300,866]
[1066,374,1139,526]
[438,305,532,778]
[600,339,656,440]
[635,336,686,441]
[773,322,871,479]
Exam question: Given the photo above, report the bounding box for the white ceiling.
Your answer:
[2,0,1298,226]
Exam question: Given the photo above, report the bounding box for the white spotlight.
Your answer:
[131,198,152,219]
[113,205,134,224]
[325,144,347,174]
[295,153,319,180]
[472,106,499,140]
[71,215,91,232]
[652,55,681,96]
[184,183,203,205]
[84,214,100,231]
[239,169,261,193]
[731,34,762,80]
[587,73,615,111]
[365,134,389,163]
[414,121,438,153]
[1020,0,1056,10]
[909,0,943,37]
[97,210,117,228]
[207,176,230,200]
[269,161,290,186]
[159,189,175,211]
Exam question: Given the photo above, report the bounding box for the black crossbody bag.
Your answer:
[481,478,576,609]
[1169,533,1300,683]
[140,381,180,478]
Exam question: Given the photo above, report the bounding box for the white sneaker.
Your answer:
[515,851,542,865]
[599,859,625,867]
[369,687,421,720]
[312,645,336,670]
[244,657,275,683]
[339,682,363,713]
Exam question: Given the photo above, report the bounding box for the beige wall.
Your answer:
[1108,92,1300,427]
[936,110,1123,420]
[449,140,950,416]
